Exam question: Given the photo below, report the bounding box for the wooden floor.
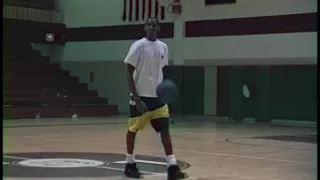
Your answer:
[3,116,317,180]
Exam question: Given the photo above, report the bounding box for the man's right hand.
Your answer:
[135,98,148,114]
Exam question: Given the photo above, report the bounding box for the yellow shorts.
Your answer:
[128,96,170,132]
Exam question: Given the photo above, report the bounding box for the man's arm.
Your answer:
[124,42,140,101]
[162,44,169,79]
[126,64,140,100]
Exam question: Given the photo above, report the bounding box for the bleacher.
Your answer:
[3,0,55,10]
[3,43,118,119]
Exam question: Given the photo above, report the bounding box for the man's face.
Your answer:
[145,18,160,38]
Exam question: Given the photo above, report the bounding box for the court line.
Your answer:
[4,132,316,165]
[4,132,119,139]
[225,137,315,151]
[2,155,165,176]
[3,127,193,139]
[95,166,165,176]
[3,122,127,129]
[3,155,30,160]
[173,149,316,165]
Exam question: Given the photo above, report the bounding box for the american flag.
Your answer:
[122,0,166,22]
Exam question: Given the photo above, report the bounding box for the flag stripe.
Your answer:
[142,0,146,20]
[129,0,133,21]
[135,0,139,21]
[148,0,152,18]
[122,0,127,21]
[160,6,165,20]
[154,0,159,19]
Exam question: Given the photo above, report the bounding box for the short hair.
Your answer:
[145,17,160,25]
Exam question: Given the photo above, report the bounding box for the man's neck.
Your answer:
[146,36,157,42]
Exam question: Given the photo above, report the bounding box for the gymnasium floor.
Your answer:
[3,115,317,180]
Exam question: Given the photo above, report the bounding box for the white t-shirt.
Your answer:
[124,37,169,97]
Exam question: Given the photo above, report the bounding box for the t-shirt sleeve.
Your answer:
[163,44,169,67]
[124,42,140,67]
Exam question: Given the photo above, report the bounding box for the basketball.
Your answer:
[156,79,178,104]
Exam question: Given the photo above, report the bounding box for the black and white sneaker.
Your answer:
[167,165,188,180]
[124,163,142,178]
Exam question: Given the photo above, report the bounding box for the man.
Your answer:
[123,17,187,180]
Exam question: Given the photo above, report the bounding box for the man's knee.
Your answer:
[127,130,138,134]
[151,117,169,133]
[160,131,170,137]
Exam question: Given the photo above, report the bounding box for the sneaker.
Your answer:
[124,163,142,178]
[167,165,188,180]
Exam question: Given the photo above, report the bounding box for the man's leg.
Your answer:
[124,129,141,178]
[161,132,185,180]
[149,105,176,162]
[151,118,187,180]
[124,104,149,178]
[126,130,137,162]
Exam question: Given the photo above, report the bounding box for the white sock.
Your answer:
[166,154,177,166]
[126,153,135,164]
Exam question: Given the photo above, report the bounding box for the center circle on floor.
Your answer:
[18,158,105,168]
